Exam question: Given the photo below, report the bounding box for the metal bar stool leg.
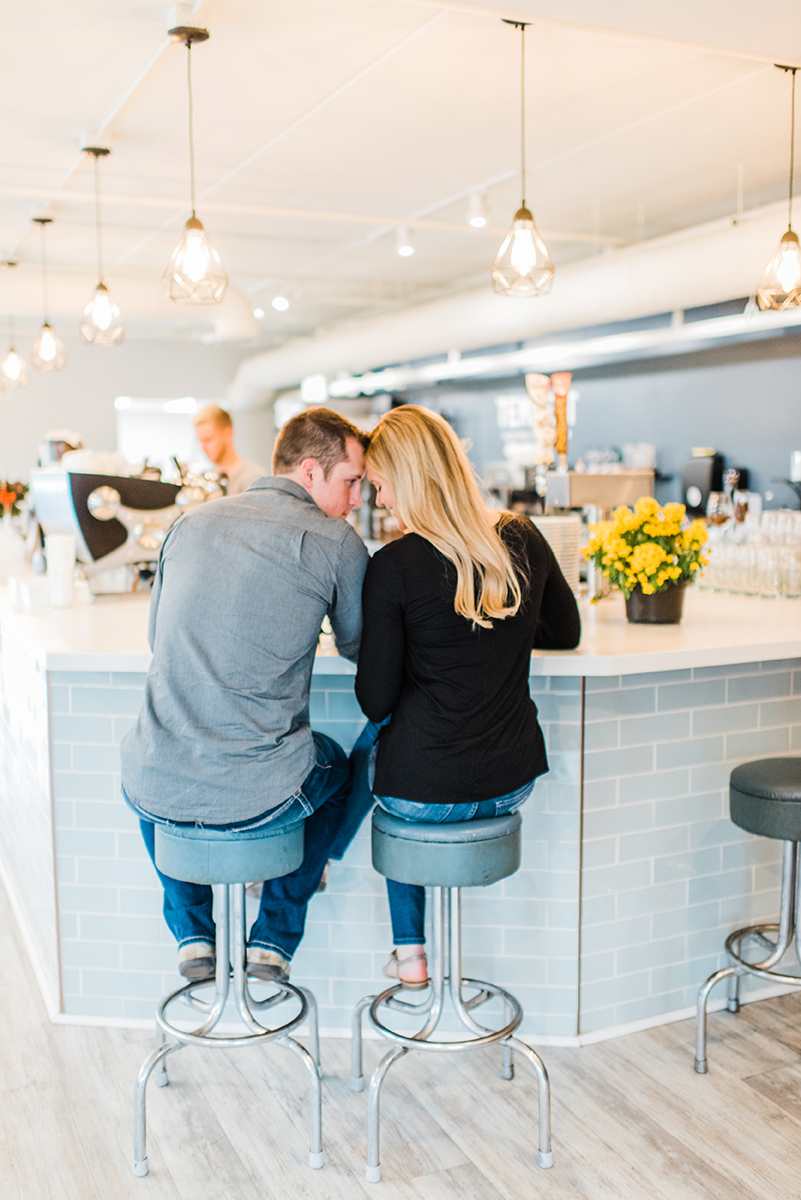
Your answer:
[277,1035,324,1169]
[366,1045,408,1183]
[506,1036,553,1168]
[351,995,377,1092]
[133,1039,180,1175]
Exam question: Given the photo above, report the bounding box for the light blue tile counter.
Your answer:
[1,587,800,1043]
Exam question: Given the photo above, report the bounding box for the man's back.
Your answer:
[120,478,367,824]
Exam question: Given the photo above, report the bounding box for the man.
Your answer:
[193,404,265,495]
[121,408,372,984]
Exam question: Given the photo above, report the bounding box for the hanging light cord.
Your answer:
[93,155,104,285]
[789,67,797,230]
[187,39,197,217]
[520,24,527,208]
[39,223,50,324]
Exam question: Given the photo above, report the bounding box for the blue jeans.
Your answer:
[131,723,380,961]
[377,781,535,945]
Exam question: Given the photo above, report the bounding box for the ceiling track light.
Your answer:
[467,192,491,228]
[272,295,290,311]
[163,26,228,305]
[396,226,415,257]
[757,64,801,310]
[1,261,29,389]
[492,20,553,298]
[31,217,67,371]
[80,147,125,345]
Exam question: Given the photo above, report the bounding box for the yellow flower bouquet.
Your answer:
[582,498,709,617]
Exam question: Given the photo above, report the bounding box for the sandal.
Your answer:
[382,949,429,991]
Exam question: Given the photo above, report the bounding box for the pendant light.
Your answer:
[757,65,801,310]
[492,21,554,298]
[162,26,228,304]
[80,147,125,345]
[31,218,67,370]
[1,261,28,388]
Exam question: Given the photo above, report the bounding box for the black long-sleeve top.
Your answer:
[355,516,581,804]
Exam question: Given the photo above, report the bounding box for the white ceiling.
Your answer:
[1,0,800,344]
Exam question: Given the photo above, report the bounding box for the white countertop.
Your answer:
[0,588,799,677]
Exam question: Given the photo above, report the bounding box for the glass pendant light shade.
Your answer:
[757,229,801,310]
[32,323,67,370]
[79,283,125,345]
[1,347,28,388]
[162,216,228,303]
[492,206,554,296]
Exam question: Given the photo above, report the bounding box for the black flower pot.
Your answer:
[624,582,687,625]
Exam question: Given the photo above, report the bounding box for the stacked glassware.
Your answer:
[699,508,801,599]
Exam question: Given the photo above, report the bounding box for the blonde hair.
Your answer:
[193,404,232,430]
[367,406,522,628]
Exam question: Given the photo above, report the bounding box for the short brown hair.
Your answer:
[193,404,232,430]
[272,407,368,478]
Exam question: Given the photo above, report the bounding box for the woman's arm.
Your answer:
[532,534,582,650]
[354,551,407,722]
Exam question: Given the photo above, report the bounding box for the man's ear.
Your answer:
[299,457,319,487]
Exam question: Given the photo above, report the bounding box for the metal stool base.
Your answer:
[695,840,801,1073]
[352,886,552,1182]
[133,882,322,1175]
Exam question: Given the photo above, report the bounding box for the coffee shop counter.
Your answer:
[1,588,799,1043]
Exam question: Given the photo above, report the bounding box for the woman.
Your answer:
[355,406,581,988]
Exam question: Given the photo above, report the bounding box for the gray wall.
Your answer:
[411,333,801,507]
[0,337,273,482]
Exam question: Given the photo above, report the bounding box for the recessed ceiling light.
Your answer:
[272,295,290,311]
[396,227,415,257]
[253,307,265,319]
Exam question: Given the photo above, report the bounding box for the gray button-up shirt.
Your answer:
[120,477,369,824]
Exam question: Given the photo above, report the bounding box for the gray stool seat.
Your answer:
[730,758,801,840]
[371,808,521,887]
[155,819,305,885]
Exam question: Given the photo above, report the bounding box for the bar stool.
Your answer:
[351,807,552,1183]
[133,819,323,1176]
[695,757,801,1074]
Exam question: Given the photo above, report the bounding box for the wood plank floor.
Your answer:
[2,877,801,1200]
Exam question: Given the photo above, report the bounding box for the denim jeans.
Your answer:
[130,722,381,961]
[377,780,536,945]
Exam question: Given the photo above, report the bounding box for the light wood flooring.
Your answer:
[2,879,801,1200]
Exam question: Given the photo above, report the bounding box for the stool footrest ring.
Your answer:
[367,979,522,1051]
[157,977,308,1048]
[724,922,801,987]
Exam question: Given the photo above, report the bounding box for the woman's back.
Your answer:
[355,517,580,804]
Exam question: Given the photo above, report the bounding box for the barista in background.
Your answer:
[193,404,266,496]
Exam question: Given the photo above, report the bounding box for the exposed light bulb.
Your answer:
[32,323,67,371]
[757,228,801,310]
[272,295,290,311]
[1,347,28,388]
[467,192,491,228]
[492,206,554,298]
[253,307,265,319]
[80,283,125,346]
[163,216,228,304]
[396,227,415,257]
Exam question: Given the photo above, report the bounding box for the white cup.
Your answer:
[47,534,76,608]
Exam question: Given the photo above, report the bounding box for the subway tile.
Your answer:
[585,676,620,691]
[53,772,114,801]
[71,744,121,773]
[616,935,686,975]
[688,870,753,906]
[650,957,720,995]
[546,752,580,784]
[754,862,783,892]
[693,662,760,679]
[620,711,690,747]
[503,927,570,958]
[653,847,721,884]
[616,881,688,919]
[582,837,617,869]
[582,779,618,810]
[692,704,758,737]
[519,840,547,872]
[309,691,327,720]
[533,694,583,724]
[326,690,363,720]
[57,857,75,884]
[71,687,144,716]
[691,762,736,793]
[65,996,125,1018]
[760,697,801,727]
[795,669,801,695]
[57,830,117,858]
[580,894,616,926]
[580,971,651,1011]
[51,744,71,770]
[78,914,165,942]
[549,677,582,693]
[50,671,111,686]
[58,884,119,913]
[581,915,651,953]
[582,860,651,899]
[462,896,548,928]
[657,679,725,712]
[110,672,147,687]
[725,727,789,761]
[793,725,801,750]
[544,781,580,813]
[585,687,655,721]
[546,723,581,753]
[49,686,70,714]
[112,717,137,744]
[77,858,155,888]
[618,826,688,863]
[51,715,112,744]
[583,720,619,751]
[55,800,75,828]
[656,736,724,771]
[760,658,801,672]
[687,927,729,960]
[59,913,78,940]
[652,901,720,939]
[547,958,579,988]
[547,899,579,929]
[310,720,364,753]
[118,888,162,917]
[584,802,653,841]
[579,1004,617,1033]
[619,768,689,805]
[719,895,777,928]
[687,815,742,848]
[521,812,578,843]
[622,669,692,687]
[584,744,654,782]
[580,950,616,983]
[61,968,81,996]
[80,969,163,1000]
[728,672,792,703]
[614,990,691,1025]
[61,940,120,969]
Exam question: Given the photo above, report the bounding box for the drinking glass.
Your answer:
[707,492,733,528]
